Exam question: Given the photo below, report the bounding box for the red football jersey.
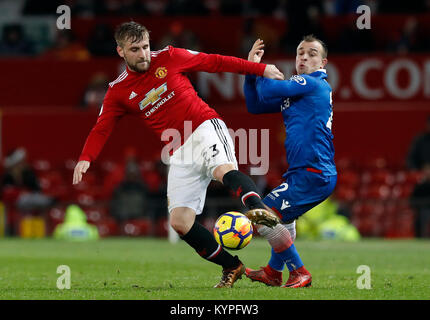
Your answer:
[79,46,266,162]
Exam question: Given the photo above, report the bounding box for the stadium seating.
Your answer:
[333,156,422,238]
[9,155,418,239]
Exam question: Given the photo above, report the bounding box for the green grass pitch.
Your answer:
[0,237,429,300]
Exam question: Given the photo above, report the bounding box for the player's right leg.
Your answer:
[167,145,245,288]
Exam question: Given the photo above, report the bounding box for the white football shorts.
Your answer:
[167,118,238,215]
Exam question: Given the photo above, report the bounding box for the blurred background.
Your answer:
[0,0,429,241]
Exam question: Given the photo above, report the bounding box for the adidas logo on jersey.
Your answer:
[129,91,138,99]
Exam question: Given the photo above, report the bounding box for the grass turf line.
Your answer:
[0,238,429,300]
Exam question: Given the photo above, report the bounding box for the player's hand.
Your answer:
[73,160,90,185]
[248,39,265,63]
[263,64,284,80]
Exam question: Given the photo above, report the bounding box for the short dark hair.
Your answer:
[302,34,328,58]
[114,21,150,47]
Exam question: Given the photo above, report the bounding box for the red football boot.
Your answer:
[282,266,312,288]
[245,265,282,287]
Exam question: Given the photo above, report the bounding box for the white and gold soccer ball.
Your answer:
[213,211,253,250]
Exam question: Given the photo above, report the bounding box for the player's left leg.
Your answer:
[247,222,311,287]
[247,171,337,288]
[245,220,298,287]
[170,206,245,288]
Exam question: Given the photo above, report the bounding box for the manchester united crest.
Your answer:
[155,67,167,79]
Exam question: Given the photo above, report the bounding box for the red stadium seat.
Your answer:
[61,159,77,182]
[362,157,388,171]
[265,170,283,190]
[391,184,414,199]
[84,206,109,223]
[383,201,416,238]
[39,171,68,200]
[405,171,423,185]
[154,217,169,237]
[361,169,395,186]
[142,170,163,193]
[334,186,357,202]
[1,186,22,204]
[74,191,97,207]
[100,160,119,173]
[352,201,385,219]
[353,216,377,236]
[120,218,153,236]
[46,206,66,235]
[95,218,119,237]
[335,157,355,171]
[32,159,52,173]
[64,159,77,171]
[337,169,360,188]
[359,184,391,200]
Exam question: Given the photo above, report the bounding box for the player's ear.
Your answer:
[321,58,328,69]
[117,46,124,58]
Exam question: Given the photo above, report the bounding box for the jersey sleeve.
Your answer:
[243,75,283,114]
[256,75,316,103]
[170,46,266,76]
[78,88,126,162]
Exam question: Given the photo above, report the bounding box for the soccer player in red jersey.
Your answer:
[72,22,282,288]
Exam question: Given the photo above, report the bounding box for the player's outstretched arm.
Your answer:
[244,75,282,114]
[243,39,283,114]
[263,65,284,80]
[73,160,90,185]
[248,39,265,63]
[249,39,284,80]
[256,76,316,102]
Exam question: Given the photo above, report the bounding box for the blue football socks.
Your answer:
[268,248,285,271]
[268,244,304,272]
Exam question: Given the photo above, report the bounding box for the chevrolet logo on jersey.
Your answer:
[139,83,168,111]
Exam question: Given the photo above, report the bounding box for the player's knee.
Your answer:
[284,221,296,242]
[258,224,294,251]
[170,208,195,236]
[170,216,187,235]
[213,163,236,182]
[170,220,186,236]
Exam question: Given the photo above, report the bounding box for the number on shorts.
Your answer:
[211,144,219,157]
[271,183,288,197]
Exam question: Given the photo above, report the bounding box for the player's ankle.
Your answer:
[294,266,310,275]
[264,265,282,278]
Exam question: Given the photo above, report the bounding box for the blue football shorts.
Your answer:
[263,168,337,223]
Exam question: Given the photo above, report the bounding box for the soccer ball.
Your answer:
[213,211,253,250]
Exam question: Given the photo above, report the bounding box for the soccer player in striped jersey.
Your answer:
[243,36,337,288]
[72,22,283,288]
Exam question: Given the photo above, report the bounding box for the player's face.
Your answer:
[117,34,151,73]
[296,41,327,75]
